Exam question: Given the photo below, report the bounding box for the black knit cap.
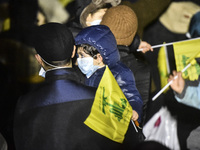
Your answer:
[33,22,74,64]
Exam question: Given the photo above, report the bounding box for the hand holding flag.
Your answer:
[152,51,200,101]
[168,71,185,94]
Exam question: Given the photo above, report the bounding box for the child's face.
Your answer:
[77,47,102,66]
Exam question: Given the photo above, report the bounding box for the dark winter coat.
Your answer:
[14,68,143,150]
[118,44,151,125]
[75,25,143,123]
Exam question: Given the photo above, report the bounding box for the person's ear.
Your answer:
[86,13,92,26]
[86,14,92,22]
[96,53,103,64]
[35,54,43,66]
[71,46,76,58]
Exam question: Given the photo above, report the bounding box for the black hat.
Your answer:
[33,22,74,64]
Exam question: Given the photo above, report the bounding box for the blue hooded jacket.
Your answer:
[75,25,143,122]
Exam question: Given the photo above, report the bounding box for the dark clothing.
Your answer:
[66,0,91,26]
[66,0,90,38]
[118,45,151,125]
[143,20,187,92]
[85,67,105,88]
[1,0,38,46]
[14,68,142,150]
[129,34,141,53]
[122,0,171,37]
[0,133,7,150]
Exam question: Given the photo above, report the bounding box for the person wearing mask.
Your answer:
[75,25,143,135]
[14,22,139,150]
[13,22,93,150]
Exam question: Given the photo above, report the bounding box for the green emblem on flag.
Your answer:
[84,66,133,143]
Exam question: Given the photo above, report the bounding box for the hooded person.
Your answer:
[100,5,151,125]
[13,22,135,150]
[75,25,144,135]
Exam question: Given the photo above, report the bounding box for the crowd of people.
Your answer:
[0,0,200,150]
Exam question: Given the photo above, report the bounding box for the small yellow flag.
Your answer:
[157,43,169,93]
[84,66,133,143]
[173,39,200,80]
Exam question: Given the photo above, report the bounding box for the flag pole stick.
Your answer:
[152,63,192,101]
[137,37,200,52]
[131,120,138,132]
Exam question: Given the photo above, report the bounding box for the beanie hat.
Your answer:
[80,0,121,28]
[33,22,74,64]
[101,5,138,46]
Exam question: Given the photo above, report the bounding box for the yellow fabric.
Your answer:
[157,44,169,93]
[84,66,133,143]
[2,18,10,31]
[59,0,73,6]
[173,38,200,80]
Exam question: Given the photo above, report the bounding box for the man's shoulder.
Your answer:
[16,79,96,114]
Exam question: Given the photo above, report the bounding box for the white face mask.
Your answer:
[77,57,99,78]
[38,55,70,78]
[39,67,46,78]
[87,19,102,26]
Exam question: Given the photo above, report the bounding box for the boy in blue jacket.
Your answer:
[75,25,143,124]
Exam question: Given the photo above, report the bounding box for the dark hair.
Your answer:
[77,43,99,59]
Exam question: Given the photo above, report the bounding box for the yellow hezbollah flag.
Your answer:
[157,43,170,93]
[84,66,133,143]
[173,38,200,80]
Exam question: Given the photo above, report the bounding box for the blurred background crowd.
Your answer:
[0,0,200,149]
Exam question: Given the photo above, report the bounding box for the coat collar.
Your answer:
[45,68,84,83]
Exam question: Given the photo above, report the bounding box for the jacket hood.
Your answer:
[75,25,120,67]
